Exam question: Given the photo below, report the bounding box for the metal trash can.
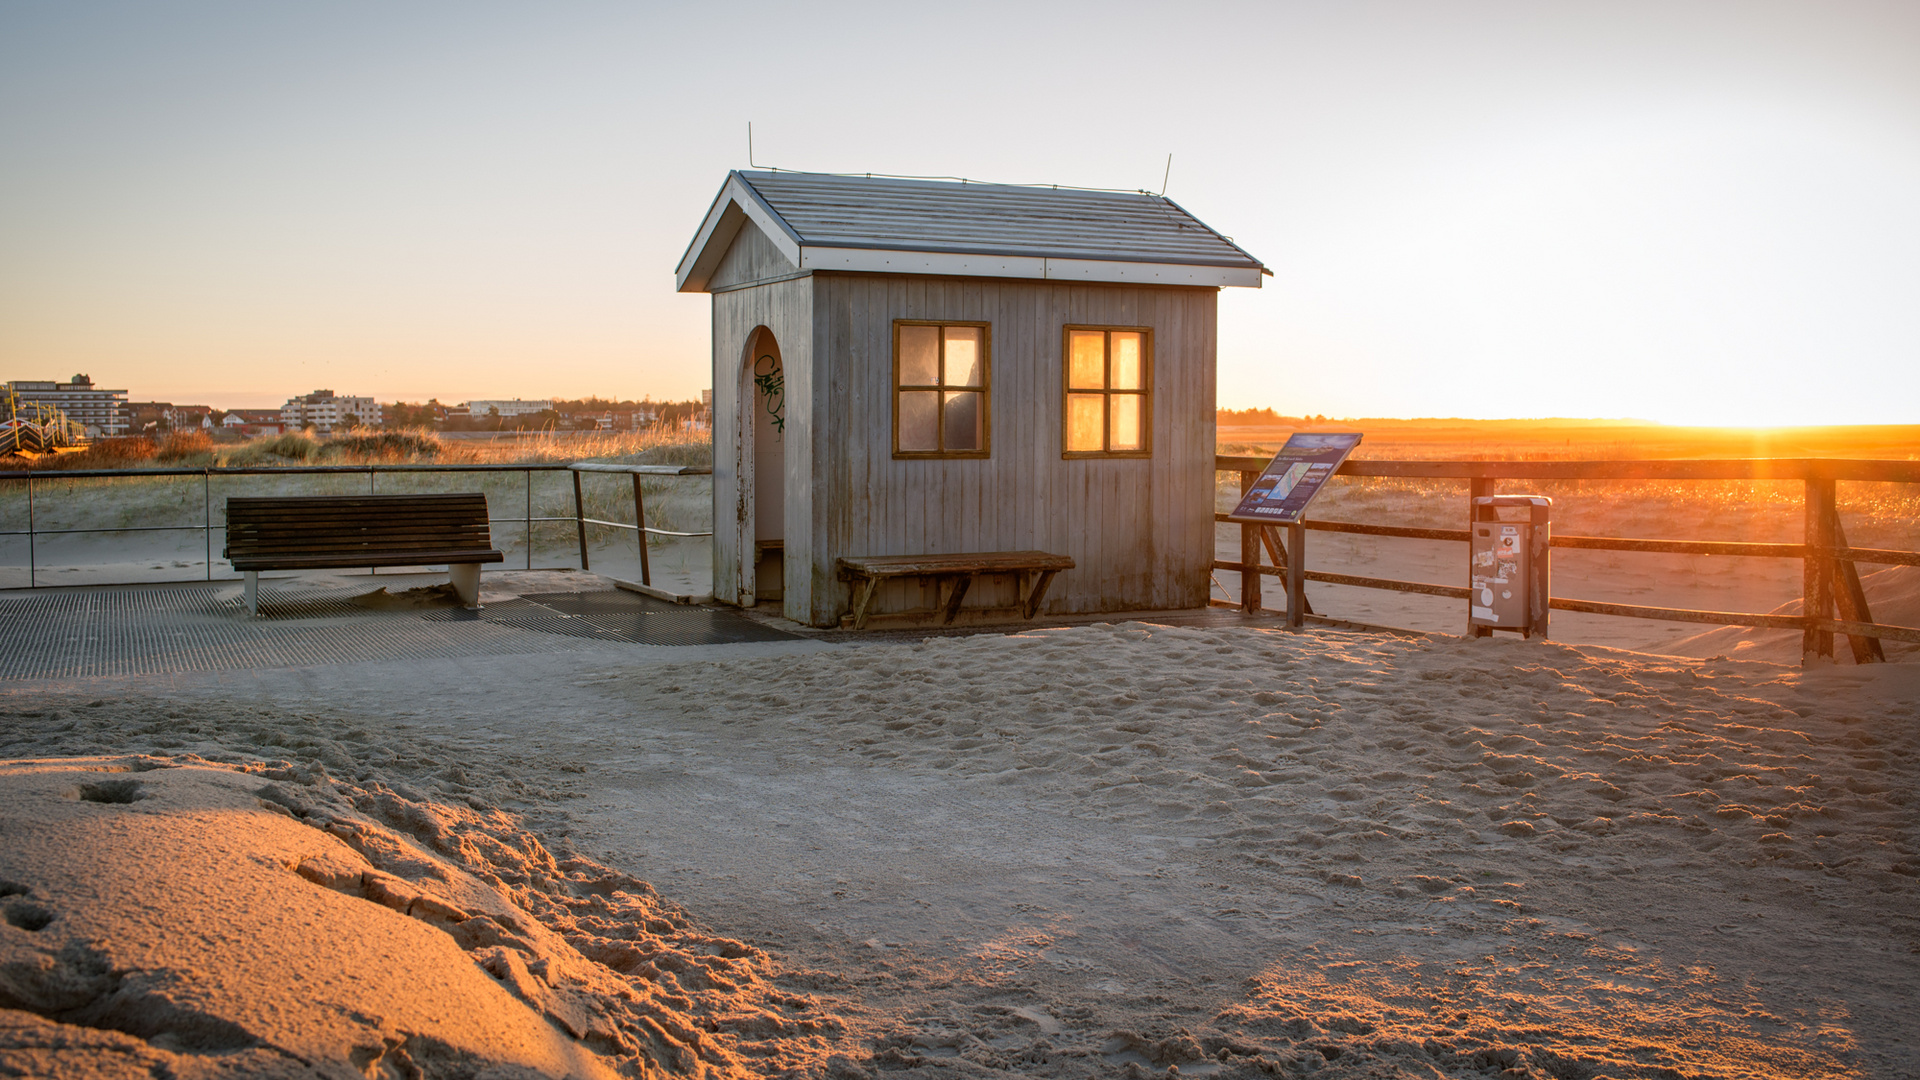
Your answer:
[1469,495,1551,639]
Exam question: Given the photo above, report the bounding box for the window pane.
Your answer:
[1110,394,1142,451]
[1111,333,1143,390]
[899,391,939,451]
[1066,394,1104,452]
[1068,331,1105,389]
[899,325,939,386]
[943,391,981,450]
[943,326,983,387]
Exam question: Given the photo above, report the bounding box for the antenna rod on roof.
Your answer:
[748,122,755,167]
[1159,154,1172,197]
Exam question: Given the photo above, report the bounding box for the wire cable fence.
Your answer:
[0,463,712,589]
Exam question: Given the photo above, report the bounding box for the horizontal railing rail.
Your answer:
[1215,456,1920,483]
[1213,454,1920,665]
[0,461,714,589]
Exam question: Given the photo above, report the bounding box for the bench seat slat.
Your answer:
[225,511,495,522]
[838,550,1075,578]
[229,542,497,554]
[228,526,497,544]
[229,550,506,571]
[226,494,484,506]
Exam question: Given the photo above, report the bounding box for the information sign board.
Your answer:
[1225,432,1364,524]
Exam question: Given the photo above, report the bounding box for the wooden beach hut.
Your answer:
[676,170,1268,628]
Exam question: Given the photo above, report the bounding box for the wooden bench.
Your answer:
[224,493,503,616]
[836,550,1074,630]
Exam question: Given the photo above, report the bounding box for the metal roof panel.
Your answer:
[736,171,1266,271]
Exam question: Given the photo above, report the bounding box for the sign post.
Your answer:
[1226,433,1364,628]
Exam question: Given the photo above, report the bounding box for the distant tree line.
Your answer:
[1217,407,1329,426]
[378,397,709,432]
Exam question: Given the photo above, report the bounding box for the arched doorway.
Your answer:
[742,327,785,606]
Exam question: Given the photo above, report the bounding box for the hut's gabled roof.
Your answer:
[677,170,1268,292]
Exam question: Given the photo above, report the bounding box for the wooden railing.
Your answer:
[1213,455,1920,664]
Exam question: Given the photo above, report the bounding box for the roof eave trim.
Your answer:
[675,172,806,293]
[1158,194,1271,277]
[795,238,1263,271]
[798,247,1262,288]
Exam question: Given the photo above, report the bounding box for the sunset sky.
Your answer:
[2,1,1917,425]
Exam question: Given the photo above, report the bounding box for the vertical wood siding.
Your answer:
[708,224,797,290]
[801,271,1217,626]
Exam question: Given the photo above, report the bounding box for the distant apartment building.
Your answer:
[281,389,381,433]
[222,409,287,435]
[6,375,127,436]
[463,398,553,419]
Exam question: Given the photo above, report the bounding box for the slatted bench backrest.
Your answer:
[224,493,503,570]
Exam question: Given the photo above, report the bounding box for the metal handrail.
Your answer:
[564,461,715,583]
[0,461,713,588]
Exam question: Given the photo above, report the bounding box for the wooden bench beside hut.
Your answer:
[223,493,502,616]
[677,170,1268,629]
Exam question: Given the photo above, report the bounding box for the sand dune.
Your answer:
[0,758,852,1078]
[1668,564,1920,665]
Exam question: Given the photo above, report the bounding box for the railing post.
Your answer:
[203,469,212,581]
[525,470,532,570]
[632,471,651,587]
[572,468,590,571]
[1803,478,1836,664]
[26,473,34,588]
[1240,470,1261,614]
[1286,520,1306,629]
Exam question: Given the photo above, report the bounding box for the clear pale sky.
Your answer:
[3,1,1916,424]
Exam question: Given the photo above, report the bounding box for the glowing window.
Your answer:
[894,321,990,458]
[1062,327,1151,457]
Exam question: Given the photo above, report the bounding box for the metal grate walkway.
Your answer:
[0,578,800,681]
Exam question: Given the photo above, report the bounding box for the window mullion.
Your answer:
[1102,331,1113,453]
[935,334,946,452]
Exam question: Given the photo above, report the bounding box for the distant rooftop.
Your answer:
[678,170,1269,292]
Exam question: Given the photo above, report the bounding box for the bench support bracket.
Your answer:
[243,571,259,618]
[849,576,882,630]
[1023,570,1061,619]
[941,573,976,624]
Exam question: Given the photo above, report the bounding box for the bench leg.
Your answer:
[849,575,880,631]
[449,563,482,609]
[243,571,259,617]
[1023,569,1060,619]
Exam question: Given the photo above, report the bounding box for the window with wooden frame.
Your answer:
[1063,326,1151,457]
[894,321,990,458]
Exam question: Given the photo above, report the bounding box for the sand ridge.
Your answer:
[0,757,860,1078]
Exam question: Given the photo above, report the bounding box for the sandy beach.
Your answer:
[4,612,1916,1078]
